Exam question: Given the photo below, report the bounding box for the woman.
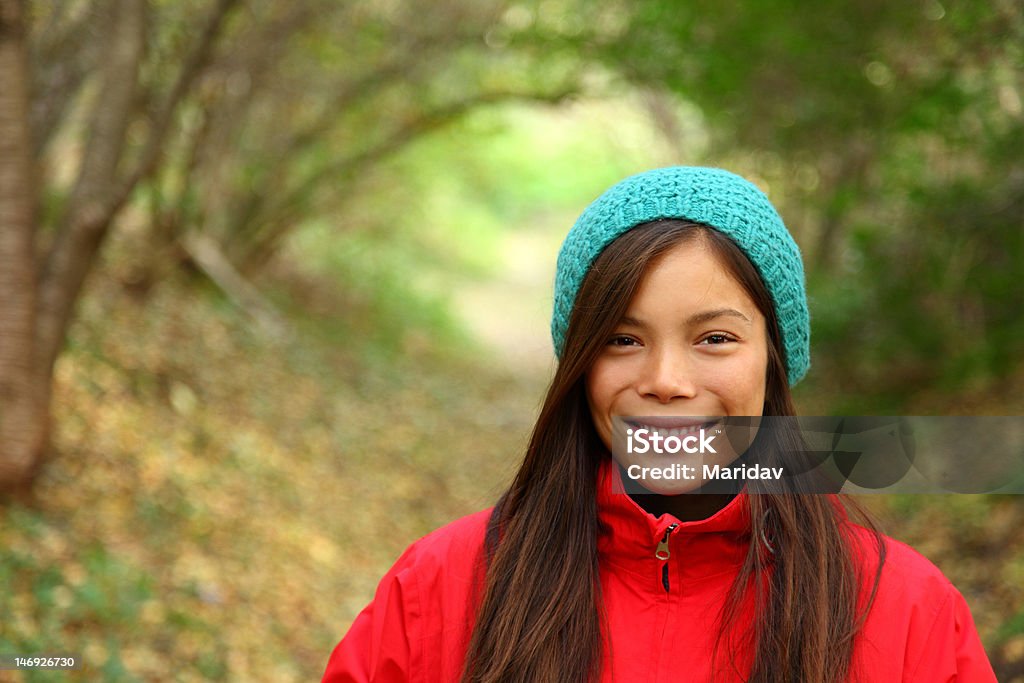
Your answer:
[322,167,997,682]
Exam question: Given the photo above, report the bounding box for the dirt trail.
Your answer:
[451,225,563,384]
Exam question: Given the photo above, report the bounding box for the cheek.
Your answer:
[585,356,635,421]
[709,350,768,411]
[747,350,770,412]
[749,372,768,413]
[585,359,614,413]
[585,362,618,450]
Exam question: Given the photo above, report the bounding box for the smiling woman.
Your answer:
[584,223,769,499]
[321,167,997,682]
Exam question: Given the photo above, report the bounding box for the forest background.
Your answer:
[1,0,1022,680]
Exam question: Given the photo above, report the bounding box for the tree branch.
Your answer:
[217,33,482,254]
[36,0,241,375]
[236,86,577,268]
[180,233,290,340]
[36,0,146,374]
[113,0,241,210]
[28,1,99,155]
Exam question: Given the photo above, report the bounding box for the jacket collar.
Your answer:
[595,457,753,580]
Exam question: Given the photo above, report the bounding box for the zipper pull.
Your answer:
[654,523,679,560]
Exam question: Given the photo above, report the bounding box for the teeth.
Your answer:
[630,421,717,438]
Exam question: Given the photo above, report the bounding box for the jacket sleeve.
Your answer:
[321,544,422,683]
[905,583,997,682]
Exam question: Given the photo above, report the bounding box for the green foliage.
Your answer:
[27,0,1022,412]
[12,1,1024,680]
[278,96,670,373]
[539,0,1024,410]
[284,220,469,366]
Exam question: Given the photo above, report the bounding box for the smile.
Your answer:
[623,418,721,438]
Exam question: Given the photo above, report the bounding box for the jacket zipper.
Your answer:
[655,523,679,592]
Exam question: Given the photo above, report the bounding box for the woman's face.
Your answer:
[585,236,769,494]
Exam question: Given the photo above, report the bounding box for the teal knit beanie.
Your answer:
[551,166,810,386]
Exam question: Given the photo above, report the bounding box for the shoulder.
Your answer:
[843,522,962,646]
[844,524,997,680]
[845,522,955,602]
[386,507,494,584]
[321,509,493,681]
[380,507,493,649]
[844,522,960,627]
[350,509,493,628]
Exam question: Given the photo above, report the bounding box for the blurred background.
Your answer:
[0,0,1022,680]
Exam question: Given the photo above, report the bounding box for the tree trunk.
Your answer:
[0,0,48,491]
[36,0,146,377]
[0,0,146,492]
[0,0,237,493]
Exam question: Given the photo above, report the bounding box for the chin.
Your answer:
[636,480,705,496]
[614,457,709,496]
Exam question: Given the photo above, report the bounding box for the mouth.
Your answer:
[622,416,721,437]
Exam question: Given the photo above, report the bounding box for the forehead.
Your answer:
[626,239,761,318]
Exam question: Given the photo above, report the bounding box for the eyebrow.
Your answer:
[620,308,752,328]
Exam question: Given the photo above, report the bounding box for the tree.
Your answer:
[0,0,240,492]
[0,0,45,489]
[537,0,1024,407]
[0,0,582,492]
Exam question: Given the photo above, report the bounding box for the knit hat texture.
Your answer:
[551,166,810,386]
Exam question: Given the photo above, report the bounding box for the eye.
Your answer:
[699,333,736,345]
[607,334,641,347]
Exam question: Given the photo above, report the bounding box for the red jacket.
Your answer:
[323,459,998,682]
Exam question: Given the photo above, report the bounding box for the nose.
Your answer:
[636,346,698,404]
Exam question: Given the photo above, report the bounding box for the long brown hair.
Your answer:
[461,220,886,683]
